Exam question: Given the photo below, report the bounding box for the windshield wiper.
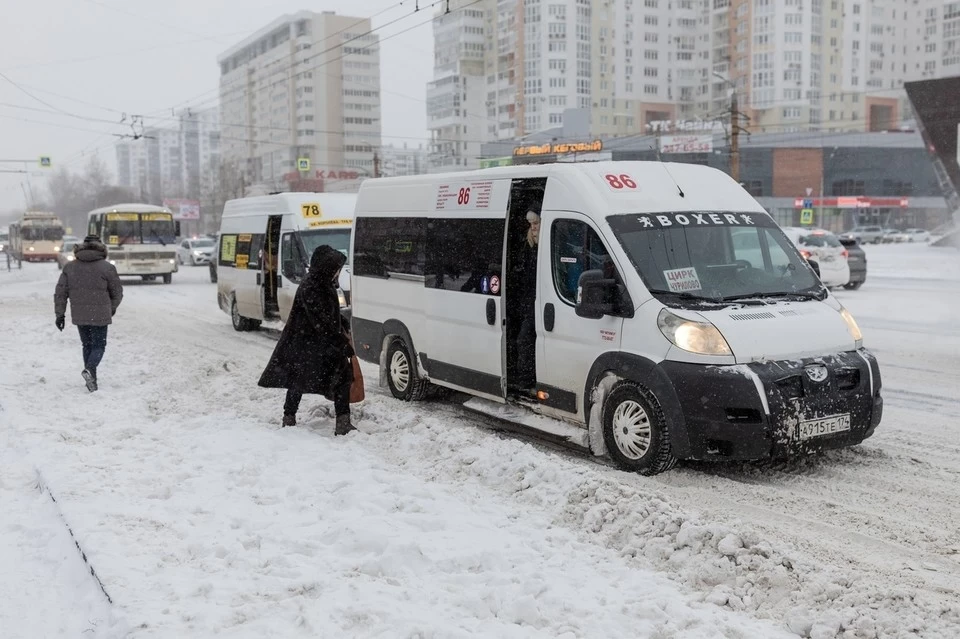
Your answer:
[721,290,825,302]
[149,228,167,246]
[647,289,724,303]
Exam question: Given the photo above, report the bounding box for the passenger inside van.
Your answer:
[514,210,540,393]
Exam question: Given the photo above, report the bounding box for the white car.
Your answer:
[177,238,216,266]
[780,227,851,288]
[903,228,931,243]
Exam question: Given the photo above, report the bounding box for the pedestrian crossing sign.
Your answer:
[800,208,814,225]
[297,158,310,172]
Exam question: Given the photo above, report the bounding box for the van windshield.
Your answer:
[300,228,351,259]
[608,211,825,305]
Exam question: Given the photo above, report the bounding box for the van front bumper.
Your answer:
[658,349,882,461]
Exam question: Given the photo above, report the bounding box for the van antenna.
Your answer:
[660,161,685,198]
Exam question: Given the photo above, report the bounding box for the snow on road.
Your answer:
[1,243,959,638]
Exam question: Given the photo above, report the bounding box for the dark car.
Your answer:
[839,236,866,290]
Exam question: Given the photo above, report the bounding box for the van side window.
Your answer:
[280,233,305,281]
[551,220,616,305]
[353,217,426,278]
[219,234,238,266]
[425,218,504,294]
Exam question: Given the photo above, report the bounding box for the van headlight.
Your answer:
[839,306,863,348]
[337,289,347,307]
[54,246,61,252]
[657,308,731,356]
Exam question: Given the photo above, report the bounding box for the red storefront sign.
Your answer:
[793,197,910,208]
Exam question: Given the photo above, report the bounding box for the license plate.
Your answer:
[796,414,851,440]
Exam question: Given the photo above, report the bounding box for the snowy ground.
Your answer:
[1,243,958,638]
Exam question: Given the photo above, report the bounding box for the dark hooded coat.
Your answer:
[258,245,352,396]
[54,236,123,326]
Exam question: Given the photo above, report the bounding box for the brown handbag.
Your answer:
[347,334,365,403]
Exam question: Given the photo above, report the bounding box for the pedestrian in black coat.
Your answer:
[258,245,356,435]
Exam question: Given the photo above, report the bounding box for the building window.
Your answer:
[832,180,866,196]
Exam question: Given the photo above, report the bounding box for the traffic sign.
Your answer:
[802,199,813,208]
[297,157,310,172]
[800,208,814,225]
[39,156,52,168]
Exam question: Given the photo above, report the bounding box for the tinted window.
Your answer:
[552,219,616,305]
[353,217,426,278]
[423,218,504,294]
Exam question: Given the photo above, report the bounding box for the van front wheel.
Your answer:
[386,337,428,401]
[602,381,677,475]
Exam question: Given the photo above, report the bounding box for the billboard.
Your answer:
[904,77,960,203]
[659,134,714,154]
[162,198,201,220]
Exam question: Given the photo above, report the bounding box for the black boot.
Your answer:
[282,414,296,427]
[81,369,98,393]
[335,414,356,436]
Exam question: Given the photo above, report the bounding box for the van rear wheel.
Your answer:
[386,337,427,401]
[231,297,260,332]
[602,381,677,475]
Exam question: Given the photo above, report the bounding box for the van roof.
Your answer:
[222,192,357,218]
[88,203,173,215]
[356,161,766,217]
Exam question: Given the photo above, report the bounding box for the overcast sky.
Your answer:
[0,0,434,213]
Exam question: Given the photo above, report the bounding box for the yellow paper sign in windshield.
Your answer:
[308,218,352,228]
[142,213,173,221]
[235,254,249,269]
[238,233,252,242]
[301,203,322,218]
[106,213,139,221]
[108,235,119,245]
[221,235,237,262]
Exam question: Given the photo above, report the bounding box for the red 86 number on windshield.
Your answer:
[603,173,638,190]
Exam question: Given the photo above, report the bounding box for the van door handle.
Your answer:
[486,298,496,326]
[256,272,261,286]
[544,303,555,332]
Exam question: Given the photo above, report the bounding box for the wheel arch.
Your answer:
[378,319,427,386]
[584,351,692,459]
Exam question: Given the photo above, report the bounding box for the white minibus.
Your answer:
[349,161,883,475]
[216,193,355,331]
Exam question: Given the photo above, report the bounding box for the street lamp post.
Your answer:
[820,147,838,229]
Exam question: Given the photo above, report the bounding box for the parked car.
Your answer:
[881,229,908,243]
[176,237,216,266]
[903,228,931,243]
[845,225,885,244]
[838,237,866,290]
[56,240,78,270]
[781,227,851,288]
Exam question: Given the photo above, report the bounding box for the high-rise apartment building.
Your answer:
[430,0,957,169]
[380,143,427,177]
[114,107,220,203]
[427,0,489,172]
[217,11,382,191]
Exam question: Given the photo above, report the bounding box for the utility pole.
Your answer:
[373,151,380,178]
[730,90,740,183]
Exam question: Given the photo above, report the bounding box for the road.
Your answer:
[1,244,958,638]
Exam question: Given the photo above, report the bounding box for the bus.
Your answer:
[87,204,179,283]
[9,212,64,261]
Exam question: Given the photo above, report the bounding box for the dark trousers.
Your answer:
[516,315,537,388]
[284,383,350,417]
[77,325,108,377]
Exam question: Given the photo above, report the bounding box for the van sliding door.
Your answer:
[422,214,506,401]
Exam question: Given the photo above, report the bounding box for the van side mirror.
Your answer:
[808,259,821,279]
[576,269,618,319]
